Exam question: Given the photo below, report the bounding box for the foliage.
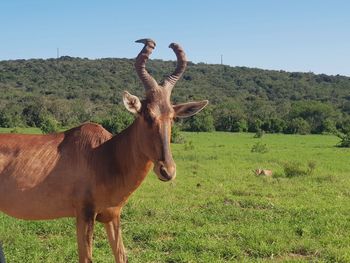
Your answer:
[10,127,19,134]
[183,109,215,132]
[288,101,338,134]
[213,102,247,132]
[0,58,349,134]
[335,131,350,148]
[40,116,59,134]
[285,117,311,135]
[251,142,269,153]
[171,123,186,144]
[253,129,264,138]
[100,106,134,134]
[283,160,316,177]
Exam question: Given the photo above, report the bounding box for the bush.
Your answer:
[22,100,47,127]
[10,127,19,134]
[40,116,59,134]
[283,161,316,177]
[212,102,247,132]
[253,129,264,138]
[101,108,134,135]
[248,119,263,133]
[0,110,23,128]
[251,142,268,153]
[336,131,350,148]
[184,110,214,132]
[283,162,307,177]
[171,124,186,144]
[285,118,311,134]
[234,119,248,132]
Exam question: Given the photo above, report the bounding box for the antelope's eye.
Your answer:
[142,111,156,125]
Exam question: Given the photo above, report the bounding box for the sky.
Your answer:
[0,0,349,76]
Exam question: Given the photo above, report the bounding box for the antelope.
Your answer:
[254,169,273,176]
[0,39,208,263]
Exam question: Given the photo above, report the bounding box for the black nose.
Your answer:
[160,165,173,181]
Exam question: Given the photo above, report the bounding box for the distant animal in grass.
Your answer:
[254,169,273,176]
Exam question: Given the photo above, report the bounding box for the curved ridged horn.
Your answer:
[162,43,187,90]
[135,38,158,91]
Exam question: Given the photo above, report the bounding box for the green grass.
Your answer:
[0,127,42,134]
[1,132,350,262]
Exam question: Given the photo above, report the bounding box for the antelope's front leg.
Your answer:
[104,214,127,263]
[76,206,96,263]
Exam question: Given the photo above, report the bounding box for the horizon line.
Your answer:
[1,55,349,78]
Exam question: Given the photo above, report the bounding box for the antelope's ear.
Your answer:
[123,91,141,114]
[173,100,209,118]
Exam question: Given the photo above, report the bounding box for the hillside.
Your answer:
[0,57,349,134]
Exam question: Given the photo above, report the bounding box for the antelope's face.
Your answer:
[123,39,208,182]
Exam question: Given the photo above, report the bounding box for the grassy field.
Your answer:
[0,127,42,134]
[1,131,350,262]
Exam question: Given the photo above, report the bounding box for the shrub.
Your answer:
[10,127,19,133]
[184,110,214,132]
[40,116,59,134]
[283,161,307,177]
[253,129,264,138]
[248,119,263,133]
[234,119,248,132]
[251,142,268,153]
[336,131,350,148]
[283,161,316,178]
[0,109,23,128]
[171,124,186,144]
[101,108,134,135]
[285,118,311,134]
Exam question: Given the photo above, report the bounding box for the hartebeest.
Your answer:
[254,169,273,176]
[0,39,208,263]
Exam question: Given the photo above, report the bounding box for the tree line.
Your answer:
[0,56,349,135]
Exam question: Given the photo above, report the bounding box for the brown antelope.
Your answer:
[0,39,208,263]
[254,169,273,176]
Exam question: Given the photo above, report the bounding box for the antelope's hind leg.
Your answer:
[76,206,96,263]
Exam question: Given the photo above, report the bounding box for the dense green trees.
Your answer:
[99,106,134,134]
[0,57,349,134]
[183,109,215,132]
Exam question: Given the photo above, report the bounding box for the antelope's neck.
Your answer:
[94,118,152,206]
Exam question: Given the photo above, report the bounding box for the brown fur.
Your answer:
[0,122,153,262]
[254,169,273,176]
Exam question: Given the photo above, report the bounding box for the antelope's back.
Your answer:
[0,123,112,219]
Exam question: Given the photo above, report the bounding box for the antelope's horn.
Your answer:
[134,38,158,91]
[162,42,187,90]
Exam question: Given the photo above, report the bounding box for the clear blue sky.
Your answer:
[0,0,349,76]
